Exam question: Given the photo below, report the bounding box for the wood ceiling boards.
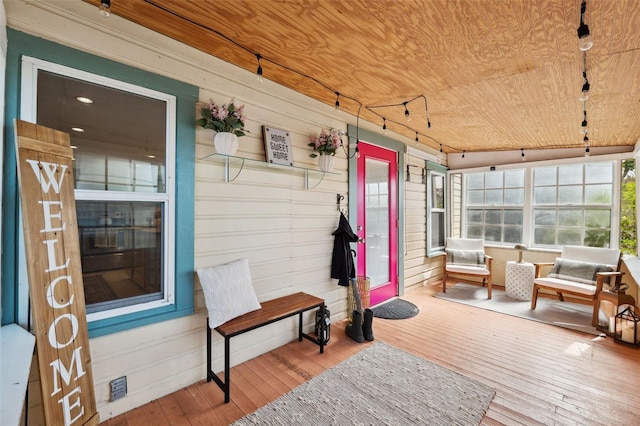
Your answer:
[85,0,640,154]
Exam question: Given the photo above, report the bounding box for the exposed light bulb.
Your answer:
[577,1,593,51]
[521,148,526,161]
[256,54,264,83]
[403,102,410,122]
[579,81,590,101]
[334,92,340,112]
[415,132,419,143]
[583,134,589,145]
[581,119,588,134]
[585,146,590,157]
[382,118,387,135]
[462,150,465,159]
[99,0,111,17]
[439,144,443,153]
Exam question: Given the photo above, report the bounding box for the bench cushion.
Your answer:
[197,258,261,328]
[547,258,614,285]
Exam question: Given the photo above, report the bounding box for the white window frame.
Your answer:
[448,153,627,249]
[19,56,176,324]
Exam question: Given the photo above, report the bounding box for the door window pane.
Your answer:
[366,159,390,286]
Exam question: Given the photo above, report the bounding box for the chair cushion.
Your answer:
[197,258,261,329]
[534,277,598,296]
[547,258,614,285]
[446,248,485,265]
[446,263,490,276]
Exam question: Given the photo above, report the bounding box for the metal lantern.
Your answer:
[614,307,640,347]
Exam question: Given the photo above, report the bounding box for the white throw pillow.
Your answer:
[197,258,261,329]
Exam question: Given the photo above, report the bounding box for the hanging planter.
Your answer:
[317,153,335,172]
[309,129,341,171]
[197,98,248,156]
[213,132,239,156]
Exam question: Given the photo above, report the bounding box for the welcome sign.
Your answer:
[15,120,99,426]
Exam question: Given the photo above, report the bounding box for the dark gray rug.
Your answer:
[371,298,420,319]
[233,342,495,425]
[435,283,599,335]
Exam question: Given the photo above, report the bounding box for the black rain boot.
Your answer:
[362,308,375,341]
[346,310,365,343]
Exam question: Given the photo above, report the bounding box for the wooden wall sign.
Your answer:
[14,120,99,426]
[263,126,294,166]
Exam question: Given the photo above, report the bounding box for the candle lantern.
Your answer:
[614,306,640,347]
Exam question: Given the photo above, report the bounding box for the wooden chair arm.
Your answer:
[596,271,625,289]
[533,262,555,278]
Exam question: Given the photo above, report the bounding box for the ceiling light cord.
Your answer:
[142,1,449,153]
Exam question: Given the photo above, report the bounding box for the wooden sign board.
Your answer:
[14,120,99,426]
[263,126,294,166]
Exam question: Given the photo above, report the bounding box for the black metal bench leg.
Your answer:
[319,303,325,354]
[224,336,230,403]
[206,319,212,382]
[298,312,304,342]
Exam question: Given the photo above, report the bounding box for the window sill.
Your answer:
[0,324,35,425]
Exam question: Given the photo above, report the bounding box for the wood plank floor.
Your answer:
[102,282,640,425]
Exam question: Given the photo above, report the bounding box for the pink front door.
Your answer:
[356,142,398,306]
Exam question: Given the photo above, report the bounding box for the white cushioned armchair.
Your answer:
[530,245,623,326]
[442,238,493,299]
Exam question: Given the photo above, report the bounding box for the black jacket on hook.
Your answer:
[331,212,359,286]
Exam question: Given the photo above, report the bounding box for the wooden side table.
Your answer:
[505,261,535,301]
[596,290,636,335]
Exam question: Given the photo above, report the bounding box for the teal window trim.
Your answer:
[2,29,197,336]
[426,161,448,257]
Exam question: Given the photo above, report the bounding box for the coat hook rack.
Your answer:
[337,193,345,212]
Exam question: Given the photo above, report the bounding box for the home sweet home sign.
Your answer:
[15,120,99,426]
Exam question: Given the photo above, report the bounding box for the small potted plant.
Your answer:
[197,98,247,156]
[309,129,341,172]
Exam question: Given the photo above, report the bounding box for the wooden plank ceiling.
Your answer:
[87,0,640,154]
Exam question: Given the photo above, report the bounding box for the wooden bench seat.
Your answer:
[207,291,326,403]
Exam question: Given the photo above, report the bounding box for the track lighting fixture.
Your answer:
[577,1,593,51]
[255,54,264,83]
[334,92,341,112]
[403,102,410,122]
[581,110,588,134]
[382,117,387,134]
[521,148,526,161]
[99,0,111,17]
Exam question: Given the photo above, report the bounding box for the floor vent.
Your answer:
[110,376,127,402]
